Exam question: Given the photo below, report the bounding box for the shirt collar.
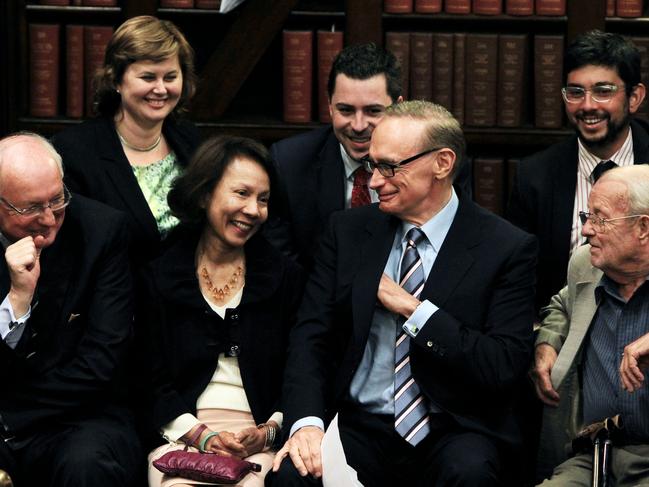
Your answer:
[340,144,363,180]
[577,127,634,180]
[397,188,459,253]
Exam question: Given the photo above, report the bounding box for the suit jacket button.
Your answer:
[427,341,433,347]
[231,313,239,321]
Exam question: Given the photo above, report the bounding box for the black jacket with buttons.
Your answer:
[139,226,304,438]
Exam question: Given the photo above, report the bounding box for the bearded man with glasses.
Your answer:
[533,165,649,485]
[0,133,142,487]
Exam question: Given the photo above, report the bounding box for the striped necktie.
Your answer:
[394,227,430,446]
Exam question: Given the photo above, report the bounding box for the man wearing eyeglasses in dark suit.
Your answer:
[268,101,537,487]
[0,133,141,487]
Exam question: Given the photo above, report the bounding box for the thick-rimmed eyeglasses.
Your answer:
[0,185,71,217]
[360,147,444,178]
[561,84,622,104]
[578,210,646,232]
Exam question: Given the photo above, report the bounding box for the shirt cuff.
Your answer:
[267,411,283,430]
[0,294,31,342]
[161,413,201,443]
[289,416,325,438]
[402,299,437,337]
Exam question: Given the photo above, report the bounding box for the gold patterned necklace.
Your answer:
[200,262,244,303]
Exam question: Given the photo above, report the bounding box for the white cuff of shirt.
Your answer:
[267,411,283,429]
[161,413,201,443]
[402,299,437,337]
[289,416,324,437]
[0,294,31,340]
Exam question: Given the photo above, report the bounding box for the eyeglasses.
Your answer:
[0,185,71,217]
[360,147,444,178]
[578,210,646,232]
[561,84,622,104]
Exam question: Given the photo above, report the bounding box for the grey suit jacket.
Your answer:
[535,244,602,478]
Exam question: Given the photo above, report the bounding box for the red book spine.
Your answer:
[452,33,466,125]
[633,36,649,120]
[283,30,313,123]
[160,0,195,7]
[195,0,221,7]
[505,0,534,15]
[384,0,414,13]
[473,157,505,215]
[84,26,114,116]
[71,0,82,4]
[29,24,60,117]
[445,0,472,13]
[534,35,564,128]
[465,34,498,127]
[607,0,616,15]
[385,32,410,100]
[38,0,70,5]
[81,0,117,5]
[415,0,442,13]
[617,0,643,16]
[66,25,84,118]
[410,32,433,102]
[473,0,503,14]
[317,30,343,123]
[432,33,454,112]
[535,0,566,15]
[497,34,528,127]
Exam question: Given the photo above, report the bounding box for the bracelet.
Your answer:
[198,431,220,452]
[257,423,277,450]
[185,424,208,449]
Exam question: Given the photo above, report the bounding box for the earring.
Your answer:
[116,89,120,94]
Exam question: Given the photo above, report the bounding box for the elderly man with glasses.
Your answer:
[268,101,537,487]
[532,165,649,486]
[0,133,142,486]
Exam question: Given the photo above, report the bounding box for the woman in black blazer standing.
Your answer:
[143,136,304,487]
[52,15,201,263]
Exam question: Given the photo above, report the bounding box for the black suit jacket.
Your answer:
[507,118,649,312]
[265,125,473,271]
[282,198,537,446]
[141,228,304,437]
[0,195,133,436]
[52,116,201,264]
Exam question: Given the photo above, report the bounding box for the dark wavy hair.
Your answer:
[93,15,196,117]
[168,136,276,227]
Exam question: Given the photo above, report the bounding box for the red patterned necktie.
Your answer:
[351,167,371,208]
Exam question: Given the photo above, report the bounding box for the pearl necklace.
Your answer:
[117,130,162,152]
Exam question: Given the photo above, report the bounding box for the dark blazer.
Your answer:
[282,197,537,446]
[52,116,201,264]
[141,228,304,437]
[507,118,649,312]
[265,125,473,271]
[0,195,133,436]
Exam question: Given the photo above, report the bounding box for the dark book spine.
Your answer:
[195,0,221,7]
[385,32,410,100]
[534,35,564,128]
[507,158,520,200]
[283,30,313,123]
[497,34,528,127]
[617,0,643,16]
[473,0,503,14]
[607,0,616,15]
[160,0,195,7]
[410,32,433,101]
[415,0,442,12]
[633,36,649,120]
[432,33,454,112]
[535,0,566,15]
[465,34,498,127]
[29,23,60,117]
[452,33,466,125]
[505,0,534,15]
[84,25,113,117]
[384,0,414,13]
[317,30,343,123]
[81,0,118,5]
[38,0,70,5]
[445,0,472,13]
[66,25,84,118]
[473,157,505,215]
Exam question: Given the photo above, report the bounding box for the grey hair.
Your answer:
[0,131,64,177]
[600,165,649,215]
[384,100,466,180]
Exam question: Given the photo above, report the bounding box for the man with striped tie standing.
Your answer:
[269,101,537,487]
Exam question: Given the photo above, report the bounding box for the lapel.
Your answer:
[95,118,160,244]
[551,136,579,262]
[631,119,649,163]
[551,264,602,389]
[315,133,346,224]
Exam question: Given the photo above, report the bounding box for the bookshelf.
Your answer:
[0,0,613,152]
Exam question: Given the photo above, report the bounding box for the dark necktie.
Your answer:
[394,227,431,446]
[351,167,371,208]
[591,160,617,183]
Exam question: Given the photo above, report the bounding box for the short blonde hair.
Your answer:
[94,15,196,117]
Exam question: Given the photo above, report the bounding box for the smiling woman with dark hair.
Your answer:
[141,135,304,487]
